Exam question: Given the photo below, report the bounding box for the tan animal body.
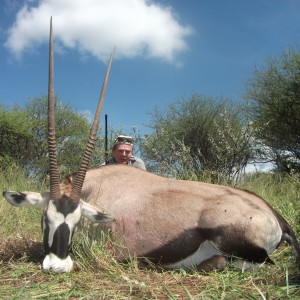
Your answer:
[70,164,300,271]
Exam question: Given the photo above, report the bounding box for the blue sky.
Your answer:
[1,0,300,137]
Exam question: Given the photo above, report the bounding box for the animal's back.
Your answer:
[81,164,279,218]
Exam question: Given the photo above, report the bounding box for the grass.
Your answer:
[0,168,300,299]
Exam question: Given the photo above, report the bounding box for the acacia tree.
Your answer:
[244,48,300,173]
[0,97,106,178]
[141,94,252,182]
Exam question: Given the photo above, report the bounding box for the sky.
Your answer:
[1,0,300,140]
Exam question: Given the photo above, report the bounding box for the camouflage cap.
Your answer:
[113,135,134,147]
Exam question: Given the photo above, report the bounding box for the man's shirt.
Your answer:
[101,156,146,170]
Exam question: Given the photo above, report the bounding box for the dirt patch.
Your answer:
[0,236,44,263]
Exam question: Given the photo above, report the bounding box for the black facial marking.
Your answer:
[42,211,69,258]
[42,195,79,259]
[50,223,71,259]
[52,195,80,217]
[42,214,51,255]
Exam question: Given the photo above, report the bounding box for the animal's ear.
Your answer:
[2,191,50,207]
[81,201,115,223]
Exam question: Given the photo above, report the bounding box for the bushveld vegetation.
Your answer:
[0,164,299,299]
[1,46,299,299]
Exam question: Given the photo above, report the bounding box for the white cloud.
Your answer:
[5,0,193,63]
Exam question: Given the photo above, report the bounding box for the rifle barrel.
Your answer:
[105,114,108,164]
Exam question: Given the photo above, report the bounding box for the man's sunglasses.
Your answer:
[114,136,133,144]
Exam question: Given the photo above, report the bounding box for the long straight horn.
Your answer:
[48,17,61,200]
[70,48,115,200]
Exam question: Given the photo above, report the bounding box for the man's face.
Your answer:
[112,144,133,164]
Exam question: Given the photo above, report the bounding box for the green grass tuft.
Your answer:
[0,167,300,299]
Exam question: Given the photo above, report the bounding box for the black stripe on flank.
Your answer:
[200,226,274,264]
[142,226,274,265]
[143,228,204,264]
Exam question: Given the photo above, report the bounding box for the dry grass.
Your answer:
[0,170,300,299]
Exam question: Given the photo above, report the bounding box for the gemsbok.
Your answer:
[3,19,300,274]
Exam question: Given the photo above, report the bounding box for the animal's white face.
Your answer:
[3,191,115,273]
[42,195,82,273]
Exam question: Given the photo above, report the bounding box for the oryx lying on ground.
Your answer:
[3,19,300,274]
[3,164,300,273]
